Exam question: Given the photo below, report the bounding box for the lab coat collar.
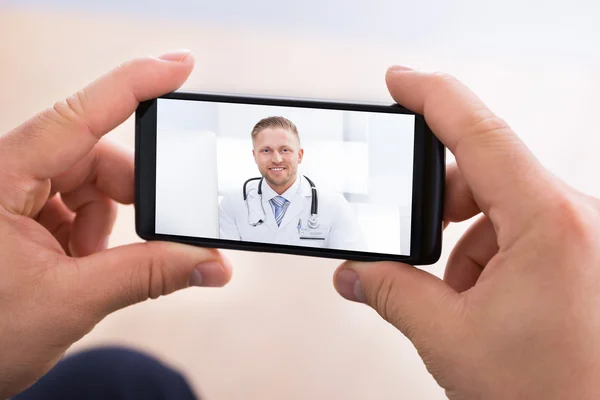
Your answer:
[260,174,313,230]
[261,174,305,202]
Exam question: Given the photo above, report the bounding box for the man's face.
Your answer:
[252,127,304,190]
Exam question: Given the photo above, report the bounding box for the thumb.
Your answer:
[72,242,232,317]
[334,261,461,344]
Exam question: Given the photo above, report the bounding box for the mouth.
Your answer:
[269,167,286,171]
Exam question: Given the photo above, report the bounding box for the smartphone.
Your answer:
[135,92,445,265]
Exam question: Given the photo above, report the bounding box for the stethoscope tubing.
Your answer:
[243,175,318,227]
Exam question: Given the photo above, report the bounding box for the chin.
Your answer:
[267,176,289,186]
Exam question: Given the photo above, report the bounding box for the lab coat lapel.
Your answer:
[279,178,313,229]
[247,190,278,232]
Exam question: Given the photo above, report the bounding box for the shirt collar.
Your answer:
[262,174,301,202]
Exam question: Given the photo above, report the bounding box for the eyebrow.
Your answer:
[259,145,292,150]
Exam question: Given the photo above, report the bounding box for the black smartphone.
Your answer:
[135,92,445,265]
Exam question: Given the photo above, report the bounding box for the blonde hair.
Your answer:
[251,116,299,143]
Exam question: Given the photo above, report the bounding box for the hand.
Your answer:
[0,50,232,398]
[334,66,600,399]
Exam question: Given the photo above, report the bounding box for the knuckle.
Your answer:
[429,71,460,89]
[469,109,511,136]
[119,56,149,72]
[372,273,417,337]
[114,59,139,81]
[427,72,515,145]
[372,273,392,321]
[0,174,38,215]
[52,88,96,139]
[455,109,516,159]
[533,190,600,257]
[134,242,169,302]
[549,193,597,244]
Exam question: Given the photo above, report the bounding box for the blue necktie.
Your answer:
[269,196,288,226]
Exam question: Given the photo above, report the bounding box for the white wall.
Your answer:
[217,102,344,140]
[155,99,219,238]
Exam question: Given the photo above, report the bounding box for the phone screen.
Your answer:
[154,97,416,256]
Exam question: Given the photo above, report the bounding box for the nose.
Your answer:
[272,152,283,163]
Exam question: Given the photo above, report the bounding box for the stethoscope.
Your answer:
[243,175,319,229]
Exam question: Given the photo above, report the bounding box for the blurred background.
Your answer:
[155,98,415,254]
[1,1,600,399]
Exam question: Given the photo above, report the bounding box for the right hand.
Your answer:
[334,66,600,399]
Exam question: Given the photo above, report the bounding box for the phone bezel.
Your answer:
[135,91,444,265]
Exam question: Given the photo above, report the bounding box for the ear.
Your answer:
[252,148,257,164]
[298,148,304,164]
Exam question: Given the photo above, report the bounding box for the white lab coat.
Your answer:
[218,175,368,251]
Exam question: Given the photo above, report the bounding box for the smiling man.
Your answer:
[218,116,367,251]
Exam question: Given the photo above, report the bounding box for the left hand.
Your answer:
[0,50,232,398]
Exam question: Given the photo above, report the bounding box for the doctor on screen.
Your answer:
[218,116,367,251]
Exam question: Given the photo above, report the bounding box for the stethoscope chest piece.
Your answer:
[307,214,319,229]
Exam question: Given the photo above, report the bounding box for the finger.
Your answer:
[0,49,193,183]
[444,162,480,224]
[35,194,74,254]
[51,139,135,205]
[69,242,233,318]
[334,261,460,347]
[386,67,550,226]
[61,184,117,257]
[444,215,498,292]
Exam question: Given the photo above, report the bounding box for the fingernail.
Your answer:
[387,65,414,73]
[335,269,366,303]
[158,49,191,62]
[189,262,228,287]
